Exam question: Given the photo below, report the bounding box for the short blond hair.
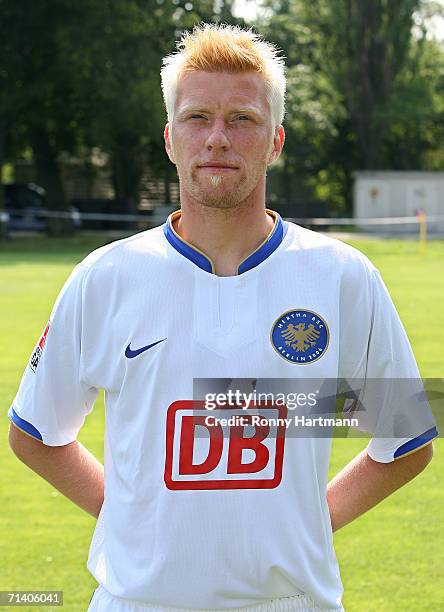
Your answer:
[161,23,286,125]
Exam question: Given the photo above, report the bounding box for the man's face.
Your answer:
[164,71,284,210]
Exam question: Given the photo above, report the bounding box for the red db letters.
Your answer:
[164,401,286,490]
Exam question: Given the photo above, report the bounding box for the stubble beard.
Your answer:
[183,166,264,210]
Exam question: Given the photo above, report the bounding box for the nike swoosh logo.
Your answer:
[125,338,167,359]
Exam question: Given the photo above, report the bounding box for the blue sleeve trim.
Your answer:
[394,426,438,458]
[8,407,43,441]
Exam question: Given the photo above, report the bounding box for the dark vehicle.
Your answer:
[3,183,80,232]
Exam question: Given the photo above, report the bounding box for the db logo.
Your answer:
[164,401,286,490]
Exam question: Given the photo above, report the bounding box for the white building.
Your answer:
[354,171,444,233]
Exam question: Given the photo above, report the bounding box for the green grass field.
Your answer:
[1,234,442,612]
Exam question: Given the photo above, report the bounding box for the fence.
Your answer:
[2,209,444,238]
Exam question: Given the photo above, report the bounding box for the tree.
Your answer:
[261,0,444,213]
[0,1,31,213]
[383,36,444,169]
[1,0,248,234]
[0,1,100,233]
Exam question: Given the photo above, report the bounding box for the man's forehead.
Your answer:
[175,70,268,111]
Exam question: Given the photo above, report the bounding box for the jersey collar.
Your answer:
[163,209,285,275]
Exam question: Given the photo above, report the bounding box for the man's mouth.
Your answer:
[197,162,239,172]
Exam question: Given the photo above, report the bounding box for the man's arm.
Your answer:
[327,442,433,532]
[8,423,104,519]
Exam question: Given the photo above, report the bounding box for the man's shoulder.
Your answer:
[284,221,377,276]
[78,225,166,273]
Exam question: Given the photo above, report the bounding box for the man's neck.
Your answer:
[173,204,275,277]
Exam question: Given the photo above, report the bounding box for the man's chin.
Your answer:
[203,188,249,209]
[192,186,244,210]
[182,176,253,209]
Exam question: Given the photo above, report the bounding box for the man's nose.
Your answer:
[205,120,231,151]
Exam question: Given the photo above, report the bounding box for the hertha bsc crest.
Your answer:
[271,309,329,364]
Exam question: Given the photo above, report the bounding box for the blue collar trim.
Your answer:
[238,213,285,274]
[163,211,214,273]
[163,210,285,275]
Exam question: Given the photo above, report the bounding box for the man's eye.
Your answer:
[236,115,251,121]
[189,114,206,120]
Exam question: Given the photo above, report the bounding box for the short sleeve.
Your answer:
[8,263,99,446]
[343,269,438,463]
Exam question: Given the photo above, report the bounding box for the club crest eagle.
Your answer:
[281,323,320,352]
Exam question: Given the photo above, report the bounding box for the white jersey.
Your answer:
[9,211,437,611]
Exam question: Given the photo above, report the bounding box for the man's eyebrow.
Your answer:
[177,105,261,116]
[177,106,210,116]
[231,107,261,116]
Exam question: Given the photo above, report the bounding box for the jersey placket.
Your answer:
[193,269,259,359]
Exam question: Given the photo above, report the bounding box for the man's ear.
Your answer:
[267,125,285,166]
[164,123,176,164]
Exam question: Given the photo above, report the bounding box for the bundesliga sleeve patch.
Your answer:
[270,309,329,364]
[29,321,50,372]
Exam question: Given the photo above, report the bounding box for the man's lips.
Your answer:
[197,162,239,171]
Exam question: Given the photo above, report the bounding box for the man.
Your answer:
[8,24,437,612]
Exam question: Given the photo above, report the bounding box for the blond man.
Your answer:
[9,24,436,612]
